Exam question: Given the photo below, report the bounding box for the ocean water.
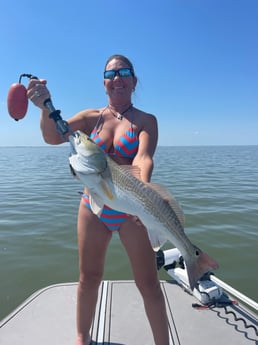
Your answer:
[0,145,257,319]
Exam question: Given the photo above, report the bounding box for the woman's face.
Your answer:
[104,58,137,102]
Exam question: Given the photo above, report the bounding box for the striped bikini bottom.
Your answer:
[82,193,128,231]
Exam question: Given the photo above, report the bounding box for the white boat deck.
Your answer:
[0,280,257,345]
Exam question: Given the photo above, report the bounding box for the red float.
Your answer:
[7,83,28,121]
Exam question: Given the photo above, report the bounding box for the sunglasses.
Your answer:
[104,68,134,80]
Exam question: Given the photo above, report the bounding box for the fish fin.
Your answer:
[146,227,167,252]
[184,247,219,290]
[89,193,104,217]
[100,178,114,200]
[147,183,185,227]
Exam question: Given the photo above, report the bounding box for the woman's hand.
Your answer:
[27,79,51,109]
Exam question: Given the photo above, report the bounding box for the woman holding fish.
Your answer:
[27,54,170,345]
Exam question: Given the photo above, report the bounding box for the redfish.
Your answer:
[69,131,218,289]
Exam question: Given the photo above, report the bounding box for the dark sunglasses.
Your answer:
[104,68,134,80]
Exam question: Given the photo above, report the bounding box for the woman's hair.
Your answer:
[104,54,135,75]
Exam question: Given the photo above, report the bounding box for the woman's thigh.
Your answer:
[118,216,159,287]
[77,200,112,278]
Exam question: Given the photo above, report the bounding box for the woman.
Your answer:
[27,54,169,345]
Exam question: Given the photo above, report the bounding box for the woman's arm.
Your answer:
[132,113,158,183]
[27,79,97,145]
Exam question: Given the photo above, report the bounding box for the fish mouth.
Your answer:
[69,130,99,153]
[69,130,107,177]
[69,130,89,155]
[69,132,82,178]
[69,132,77,155]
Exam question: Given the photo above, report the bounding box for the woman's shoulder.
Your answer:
[68,107,106,134]
[134,107,156,120]
[133,107,157,129]
[74,107,105,118]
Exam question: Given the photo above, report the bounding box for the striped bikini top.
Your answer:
[90,111,139,158]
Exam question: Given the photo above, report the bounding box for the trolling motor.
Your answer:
[157,248,223,305]
[7,74,71,140]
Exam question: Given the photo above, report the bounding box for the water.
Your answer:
[0,145,257,319]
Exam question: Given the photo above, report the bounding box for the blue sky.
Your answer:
[0,0,257,146]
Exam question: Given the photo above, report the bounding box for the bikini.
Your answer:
[82,110,139,231]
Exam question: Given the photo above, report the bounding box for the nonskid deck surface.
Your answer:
[0,280,257,345]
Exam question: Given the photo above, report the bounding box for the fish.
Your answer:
[69,130,219,290]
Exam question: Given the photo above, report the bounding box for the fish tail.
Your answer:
[185,247,219,290]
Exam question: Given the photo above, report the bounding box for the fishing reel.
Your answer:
[7,74,71,139]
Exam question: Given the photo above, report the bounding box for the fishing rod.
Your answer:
[7,74,72,140]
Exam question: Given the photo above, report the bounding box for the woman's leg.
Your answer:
[76,200,112,345]
[119,216,169,345]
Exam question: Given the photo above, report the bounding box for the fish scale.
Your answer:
[106,156,187,247]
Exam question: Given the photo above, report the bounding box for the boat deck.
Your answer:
[0,280,257,344]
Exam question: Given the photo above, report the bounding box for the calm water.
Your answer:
[0,145,257,319]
